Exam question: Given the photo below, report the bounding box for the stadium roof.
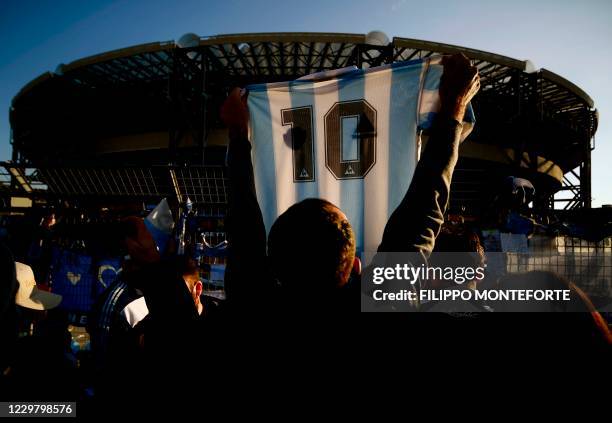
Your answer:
[10,32,597,171]
[12,32,595,108]
[5,32,599,210]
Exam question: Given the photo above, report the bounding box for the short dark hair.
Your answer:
[171,255,199,279]
[267,198,355,290]
[433,225,485,268]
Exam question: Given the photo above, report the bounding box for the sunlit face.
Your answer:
[325,204,358,287]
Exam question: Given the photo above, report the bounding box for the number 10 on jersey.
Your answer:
[281,99,377,182]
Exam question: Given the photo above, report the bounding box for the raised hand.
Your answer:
[439,53,480,124]
[221,87,249,138]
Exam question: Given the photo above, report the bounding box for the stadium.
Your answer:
[1,27,612,407]
[1,31,599,216]
[1,0,611,409]
[2,31,611,304]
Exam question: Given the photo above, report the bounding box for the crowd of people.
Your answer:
[0,54,610,412]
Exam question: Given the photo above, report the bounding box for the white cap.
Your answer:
[15,262,62,310]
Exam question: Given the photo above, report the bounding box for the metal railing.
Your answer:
[0,162,229,206]
[504,235,612,299]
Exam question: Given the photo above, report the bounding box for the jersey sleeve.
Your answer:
[417,56,475,141]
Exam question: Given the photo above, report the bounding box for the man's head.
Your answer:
[121,216,160,267]
[267,198,359,292]
[430,225,485,289]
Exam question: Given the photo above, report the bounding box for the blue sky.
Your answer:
[1,0,610,205]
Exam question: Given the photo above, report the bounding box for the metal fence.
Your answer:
[504,235,612,298]
[1,162,229,207]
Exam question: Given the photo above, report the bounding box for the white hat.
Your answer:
[15,262,62,310]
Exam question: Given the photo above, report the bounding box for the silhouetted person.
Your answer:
[0,242,18,391]
[221,53,480,311]
[0,259,69,400]
[90,218,218,411]
[88,217,159,403]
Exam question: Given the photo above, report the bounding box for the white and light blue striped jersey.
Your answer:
[246,56,474,254]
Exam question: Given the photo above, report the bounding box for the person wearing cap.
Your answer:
[11,262,63,346]
[1,258,63,370]
[0,245,72,400]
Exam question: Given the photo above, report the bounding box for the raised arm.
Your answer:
[378,54,480,256]
[221,88,269,302]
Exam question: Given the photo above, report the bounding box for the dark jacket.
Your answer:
[0,242,18,375]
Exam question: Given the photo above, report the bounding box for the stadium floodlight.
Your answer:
[524,59,537,74]
[177,32,201,59]
[364,30,390,66]
[366,30,390,46]
[55,63,66,76]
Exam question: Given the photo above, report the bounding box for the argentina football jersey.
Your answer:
[247,56,475,255]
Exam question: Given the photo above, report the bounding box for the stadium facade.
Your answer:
[2,32,598,217]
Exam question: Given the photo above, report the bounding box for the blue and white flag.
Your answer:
[144,198,174,254]
[247,56,475,254]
